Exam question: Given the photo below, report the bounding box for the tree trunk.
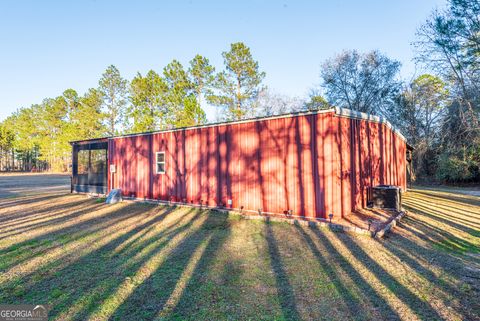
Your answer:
[236,78,241,120]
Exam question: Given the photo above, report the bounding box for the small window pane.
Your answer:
[157,163,165,173]
[156,152,165,174]
[90,149,107,186]
[90,149,106,175]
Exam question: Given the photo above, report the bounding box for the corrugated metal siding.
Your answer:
[107,110,407,218]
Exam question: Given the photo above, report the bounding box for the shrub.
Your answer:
[436,153,479,183]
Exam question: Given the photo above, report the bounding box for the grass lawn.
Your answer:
[0,188,479,320]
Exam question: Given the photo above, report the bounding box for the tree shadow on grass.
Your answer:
[411,190,480,208]
[294,224,400,321]
[0,201,101,240]
[329,231,445,321]
[105,210,233,321]
[0,202,157,272]
[402,202,480,237]
[64,208,204,320]
[377,231,480,320]
[402,205,480,253]
[0,195,82,225]
[405,197,480,225]
[0,203,173,278]
[404,197,480,230]
[0,193,67,212]
[262,222,301,321]
[387,190,480,320]
[1,205,205,321]
[162,218,302,321]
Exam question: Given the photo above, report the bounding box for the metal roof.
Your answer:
[70,107,407,144]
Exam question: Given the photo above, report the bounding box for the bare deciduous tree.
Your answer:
[255,89,305,117]
[414,0,480,134]
[320,50,401,116]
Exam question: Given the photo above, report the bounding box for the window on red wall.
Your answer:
[156,152,165,174]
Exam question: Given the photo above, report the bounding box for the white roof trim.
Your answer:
[93,109,336,141]
[334,107,406,142]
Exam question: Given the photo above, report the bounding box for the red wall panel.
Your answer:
[107,110,407,219]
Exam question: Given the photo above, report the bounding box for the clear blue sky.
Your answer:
[0,0,445,121]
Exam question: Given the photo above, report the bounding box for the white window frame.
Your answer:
[156,152,166,174]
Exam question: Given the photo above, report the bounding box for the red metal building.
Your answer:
[71,107,407,219]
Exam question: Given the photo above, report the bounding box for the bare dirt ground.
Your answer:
[0,174,479,321]
[0,173,70,198]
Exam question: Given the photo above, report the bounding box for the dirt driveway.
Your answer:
[0,173,71,198]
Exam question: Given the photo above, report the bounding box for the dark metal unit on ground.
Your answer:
[371,185,402,211]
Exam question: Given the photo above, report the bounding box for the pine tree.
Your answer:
[209,42,265,120]
[189,54,215,109]
[98,65,128,135]
[163,60,206,127]
[128,70,167,132]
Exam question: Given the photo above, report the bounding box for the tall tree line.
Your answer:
[0,42,270,172]
[314,0,480,183]
[4,0,478,184]
[412,0,480,182]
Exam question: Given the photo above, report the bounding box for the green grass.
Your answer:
[0,188,479,320]
[95,197,107,203]
[403,187,480,255]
